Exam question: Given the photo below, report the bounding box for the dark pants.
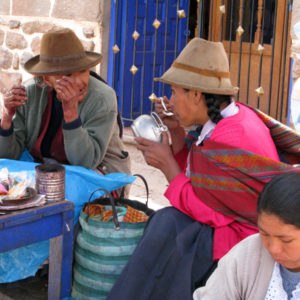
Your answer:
[107,207,217,300]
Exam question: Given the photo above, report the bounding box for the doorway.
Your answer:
[190,0,292,122]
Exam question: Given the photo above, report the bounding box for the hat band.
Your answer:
[40,52,86,64]
[172,62,230,79]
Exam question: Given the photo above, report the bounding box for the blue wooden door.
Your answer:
[108,0,190,124]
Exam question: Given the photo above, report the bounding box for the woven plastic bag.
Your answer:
[71,175,153,300]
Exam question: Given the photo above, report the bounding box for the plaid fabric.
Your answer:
[123,205,148,223]
[250,106,300,164]
[102,209,116,222]
[83,204,148,223]
[189,139,300,226]
[83,204,103,217]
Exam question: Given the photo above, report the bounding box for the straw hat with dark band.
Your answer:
[24,28,102,75]
[155,38,238,96]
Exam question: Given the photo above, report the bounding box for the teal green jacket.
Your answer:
[0,76,130,175]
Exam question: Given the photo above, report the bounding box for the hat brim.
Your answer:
[155,77,238,96]
[24,51,102,75]
[154,64,238,96]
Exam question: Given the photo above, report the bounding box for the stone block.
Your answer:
[0,2,10,15]
[12,53,19,70]
[292,40,300,54]
[52,0,101,21]
[0,30,4,45]
[0,48,13,69]
[0,72,22,94]
[293,54,300,79]
[12,0,51,17]
[31,36,41,55]
[20,52,34,66]
[0,17,8,26]
[9,20,21,29]
[22,21,62,34]
[6,31,27,50]
[292,0,300,39]
[293,69,300,81]
[81,40,95,52]
[83,27,95,38]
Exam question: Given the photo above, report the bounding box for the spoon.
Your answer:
[159,97,174,116]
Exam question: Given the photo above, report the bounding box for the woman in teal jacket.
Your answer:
[0,28,130,176]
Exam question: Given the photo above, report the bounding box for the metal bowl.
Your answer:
[131,112,167,143]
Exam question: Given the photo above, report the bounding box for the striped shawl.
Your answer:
[188,105,300,226]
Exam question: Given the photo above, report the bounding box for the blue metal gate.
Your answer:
[108,0,292,124]
[107,0,189,125]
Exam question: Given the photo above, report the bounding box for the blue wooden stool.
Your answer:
[0,200,74,300]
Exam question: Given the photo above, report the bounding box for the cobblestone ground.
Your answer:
[0,128,169,299]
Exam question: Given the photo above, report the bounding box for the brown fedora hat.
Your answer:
[155,38,238,95]
[24,28,102,75]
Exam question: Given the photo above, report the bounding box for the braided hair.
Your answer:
[203,93,231,124]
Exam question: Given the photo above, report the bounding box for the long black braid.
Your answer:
[203,93,231,124]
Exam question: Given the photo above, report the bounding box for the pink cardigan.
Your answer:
[165,103,280,260]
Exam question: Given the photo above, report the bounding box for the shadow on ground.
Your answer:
[0,273,47,300]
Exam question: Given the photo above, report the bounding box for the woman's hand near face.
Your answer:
[55,76,80,122]
[155,96,180,130]
[1,85,27,130]
[135,132,182,183]
[155,96,186,154]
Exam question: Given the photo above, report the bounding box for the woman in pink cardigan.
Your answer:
[107,38,299,300]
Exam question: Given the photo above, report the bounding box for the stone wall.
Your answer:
[0,0,109,108]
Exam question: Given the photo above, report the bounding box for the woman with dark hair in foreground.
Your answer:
[194,171,300,300]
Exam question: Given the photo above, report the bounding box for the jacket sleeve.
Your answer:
[0,106,27,160]
[173,145,189,170]
[193,235,273,300]
[62,80,118,169]
[165,172,234,227]
[193,242,243,300]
